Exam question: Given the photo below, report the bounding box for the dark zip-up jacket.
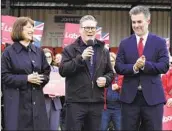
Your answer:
[59,37,114,103]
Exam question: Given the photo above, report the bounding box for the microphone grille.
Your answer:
[87,39,94,46]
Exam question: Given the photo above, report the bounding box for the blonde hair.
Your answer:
[110,52,116,60]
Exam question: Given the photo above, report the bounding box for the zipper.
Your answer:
[92,81,94,88]
[90,48,104,102]
[91,80,94,102]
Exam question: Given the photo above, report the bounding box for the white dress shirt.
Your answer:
[134,32,149,90]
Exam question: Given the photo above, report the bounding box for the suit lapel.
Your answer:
[143,33,152,57]
[131,35,140,58]
[132,33,152,58]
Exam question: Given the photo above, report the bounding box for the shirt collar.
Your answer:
[135,32,149,45]
[79,37,99,47]
[29,43,36,53]
[13,42,36,53]
[79,37,87,47]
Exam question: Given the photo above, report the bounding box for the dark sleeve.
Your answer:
[40,50,51,88]
[59,46,85,77]
[143,39,169,74]
[1,50,28,89]
[103,49,115,87]
[115,41,136,76]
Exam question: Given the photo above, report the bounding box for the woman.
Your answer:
[1,17,50,130]
[43,48,62,130]
[55,53,66,131]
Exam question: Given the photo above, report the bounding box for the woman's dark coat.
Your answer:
[1,42,51,130]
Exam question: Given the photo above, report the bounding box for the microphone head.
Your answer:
[87,39,94,46]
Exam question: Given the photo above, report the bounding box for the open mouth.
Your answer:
[87,35,94,37]
[28,33,33,37]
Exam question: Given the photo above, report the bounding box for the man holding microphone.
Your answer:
[59,15,114,130]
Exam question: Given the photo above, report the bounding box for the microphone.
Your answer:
[87,39,94,66]
[87,39,94,47]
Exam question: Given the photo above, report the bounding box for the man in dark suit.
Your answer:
[115,6,169,130]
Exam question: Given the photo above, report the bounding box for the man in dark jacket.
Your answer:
[59,15,114,130]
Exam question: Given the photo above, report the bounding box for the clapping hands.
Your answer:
[134,55,146,71]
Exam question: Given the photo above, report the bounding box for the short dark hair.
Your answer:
[11,17,34,42]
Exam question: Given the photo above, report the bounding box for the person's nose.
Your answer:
[88,29,93,33]
[135,23,140,28]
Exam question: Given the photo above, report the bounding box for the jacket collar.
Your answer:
[13,42,37,54]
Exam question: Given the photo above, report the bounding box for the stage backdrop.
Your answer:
[101,32,110,49]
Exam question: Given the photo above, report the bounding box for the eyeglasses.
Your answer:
[82,27,96,32]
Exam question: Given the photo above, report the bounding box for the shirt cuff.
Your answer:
[141,66,145,70]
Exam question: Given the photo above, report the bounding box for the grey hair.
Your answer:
[79,15,97,26]
[129,6,151,19]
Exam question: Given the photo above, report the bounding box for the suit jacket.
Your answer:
[115,33,169,105]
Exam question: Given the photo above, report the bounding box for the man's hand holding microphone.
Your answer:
[81,46,94,60]
[81,39,107,88]
[81,40,94,61]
